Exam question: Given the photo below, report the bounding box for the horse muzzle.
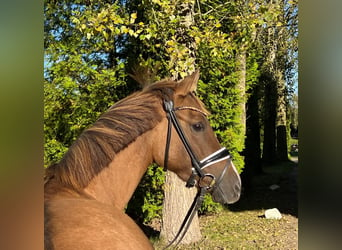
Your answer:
[211,160,241,204]
[198,148,242,204]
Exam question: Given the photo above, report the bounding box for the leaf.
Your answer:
[130,13,137,19]
[166,40,175,46]
[103,31,109,40]
[145,34,152,40]
[120,25,129,33]
[130,13,137,24]
[194,36,201,44]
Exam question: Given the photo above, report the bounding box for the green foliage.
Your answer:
[126,164,165,224]
[44,1,131,167]
[198,194,223,215]
[197,57,245,173]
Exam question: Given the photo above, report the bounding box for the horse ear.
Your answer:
[176,70,200,96]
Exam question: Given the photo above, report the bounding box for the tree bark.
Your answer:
[237,50,247,138]
[262,0,289,162]
[160,172,201,244]
[261,24,278,165]
[275,1,289,161]
[276,71,288,161]
[262,72,277,164]
[243,83,262,191]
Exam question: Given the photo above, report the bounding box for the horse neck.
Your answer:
[83,129,155,210]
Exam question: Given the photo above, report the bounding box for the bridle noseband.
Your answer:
[162,99,231,248]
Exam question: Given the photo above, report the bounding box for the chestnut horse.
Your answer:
[44,71,241,250]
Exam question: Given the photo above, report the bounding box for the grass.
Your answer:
[150,160,298,249]
[152,210,297,249]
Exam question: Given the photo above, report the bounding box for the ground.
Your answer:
[151,157,298,249]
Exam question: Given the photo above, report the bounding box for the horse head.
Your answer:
[152,71,241,204]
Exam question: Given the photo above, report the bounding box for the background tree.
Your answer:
[258,0,298,164]
[123,0,250,244]
[124,0,203,244]
[44,1,131,166]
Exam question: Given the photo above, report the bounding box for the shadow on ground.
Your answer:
[228,159,298,217]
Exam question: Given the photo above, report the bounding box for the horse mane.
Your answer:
[45,79,177,191]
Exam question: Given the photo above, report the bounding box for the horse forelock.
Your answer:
[45,80,178,191]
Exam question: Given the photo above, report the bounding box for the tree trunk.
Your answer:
[262,73,277,164]
[275,3,289,161]
[237,48,255,191]
[243,83,262,191]
[237,50,246,138]
[276,71,288,161]
[160,0,201,245]
[261,24,278,165]
[160,172,201,244]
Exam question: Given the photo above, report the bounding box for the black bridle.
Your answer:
[162,99,231,248]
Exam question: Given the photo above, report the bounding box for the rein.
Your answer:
[162,99,231,248]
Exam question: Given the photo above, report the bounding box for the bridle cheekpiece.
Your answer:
[162,99,231,248]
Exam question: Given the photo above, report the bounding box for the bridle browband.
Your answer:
[162,99,231,248]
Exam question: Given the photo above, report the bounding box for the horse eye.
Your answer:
[192,122,205,132]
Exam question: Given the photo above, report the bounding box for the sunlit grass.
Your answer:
[152,209,297,249]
